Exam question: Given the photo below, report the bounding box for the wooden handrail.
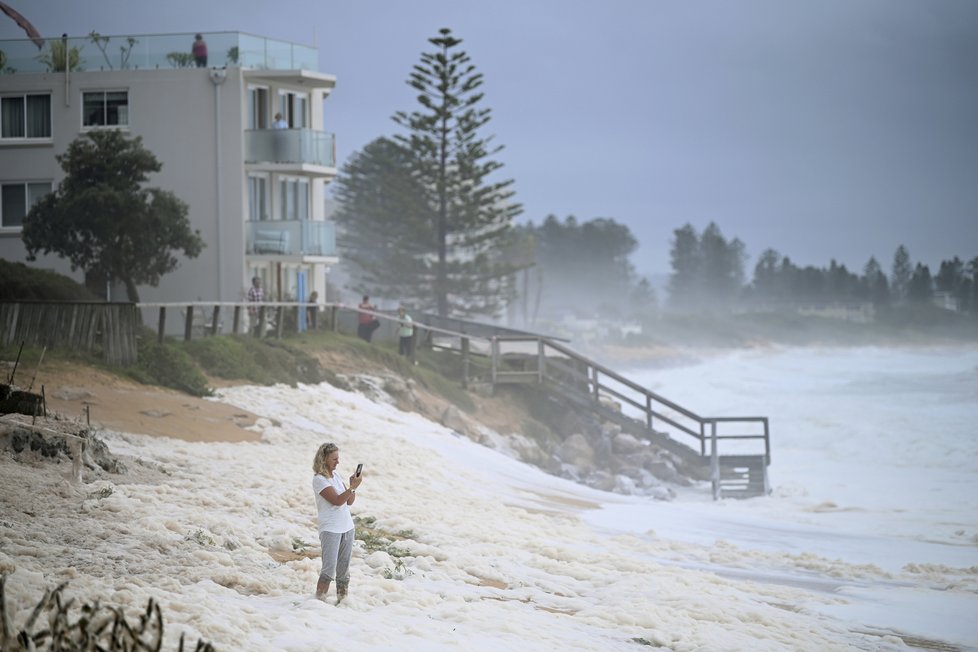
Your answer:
[132,301,770,466]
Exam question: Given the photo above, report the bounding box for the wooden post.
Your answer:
[461,336,470,388]
[710,421,720,501]
[157,307,166,344]
[183,305,194,341]
[257,306,266,338]
[490,337,498,385]
[232,305,241,335]
[409,328,418,364]
[275,306,284,339]
[210,306,220,336]
[330,306,338,332]
[537,339,545,383]
[646,395,653,431]
[591,366,600,402]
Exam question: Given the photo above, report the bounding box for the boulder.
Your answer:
[612,432,644,455]
[556,433,595,469]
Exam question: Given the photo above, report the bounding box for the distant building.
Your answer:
[796,302,875,323]
[0,31,338,330]
[932,291,960,312]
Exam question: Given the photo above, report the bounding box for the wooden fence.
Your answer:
[0,302,139,366]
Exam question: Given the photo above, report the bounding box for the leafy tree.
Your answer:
[335,137,432,301]
[751,248,784,305]
[862,256,890,307]
[667,223,701,310]
[391,27,522,317]
[967,256,978,316]
[907,263,934,304]
[22,130,203,302]
[699,222,745,308]
[667,222,745,311]
[890,245,912,303]
[516,215,642,319]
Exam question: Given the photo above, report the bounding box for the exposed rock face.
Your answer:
[0,415,126,474]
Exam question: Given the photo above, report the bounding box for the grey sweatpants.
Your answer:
[319,528,354,586]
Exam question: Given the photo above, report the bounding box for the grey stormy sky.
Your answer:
[3,0,976,278]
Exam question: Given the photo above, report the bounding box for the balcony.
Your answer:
[244,129,335,168]
[246,220,336,258]
[0,31,317,74]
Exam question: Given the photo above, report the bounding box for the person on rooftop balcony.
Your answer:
[191,34,208,67]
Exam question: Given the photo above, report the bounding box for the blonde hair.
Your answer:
[312,442,338,475]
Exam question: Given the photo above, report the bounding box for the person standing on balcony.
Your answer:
[248,276,264,336]
[192,34,208,67]
[357,295,380,342]
[272,112,288,129]
[397,305,415,358]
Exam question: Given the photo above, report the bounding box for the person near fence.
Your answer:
[312,442,362,604]
[397,305,414,358]
[248,276,264,336]
[307,290,319,329]
[357,295,380,342]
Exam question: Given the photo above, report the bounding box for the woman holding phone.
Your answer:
[312,443,363,603]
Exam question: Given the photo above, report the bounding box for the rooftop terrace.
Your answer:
[0,31,318,74]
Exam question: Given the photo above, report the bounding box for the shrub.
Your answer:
[0,260,98,301]
[129,336,210,397]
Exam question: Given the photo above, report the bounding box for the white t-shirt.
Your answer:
[312,471,355,534]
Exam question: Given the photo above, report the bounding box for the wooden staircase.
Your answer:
[485,336,772,500]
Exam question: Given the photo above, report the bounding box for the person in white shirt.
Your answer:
[312,442,363,603]
[272,112,288,129]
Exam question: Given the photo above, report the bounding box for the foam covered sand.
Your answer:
[2,347,977,650]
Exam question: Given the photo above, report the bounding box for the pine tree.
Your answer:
[391,27,522,317]
[862,256,890,307]
[334,137,432,301]
[890,245,912,303]
[907,263,934,304]
[667,223,701,310]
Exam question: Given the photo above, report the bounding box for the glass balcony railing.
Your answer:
[0,31,318,74]
[244,128,336,167]
[247,220,336,257]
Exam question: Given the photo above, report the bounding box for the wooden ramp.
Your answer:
[487,336,771,500]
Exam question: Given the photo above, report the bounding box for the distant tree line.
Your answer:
[332,28,975,324]
[667,223,978,316]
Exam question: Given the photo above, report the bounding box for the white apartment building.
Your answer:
[0,31,338,331]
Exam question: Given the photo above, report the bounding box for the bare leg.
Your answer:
[316,579,330,600]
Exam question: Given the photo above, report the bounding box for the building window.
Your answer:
[278,90,308,128]
[1,181,51,229]
[1,94,52,139]
[248,175,269,221]
[248,86,269,130]
[83,91,129,127]
[280,177,309,220]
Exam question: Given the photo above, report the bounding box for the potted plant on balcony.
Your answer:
[39,38,81,71]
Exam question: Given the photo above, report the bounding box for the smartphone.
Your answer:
[355,463,363,477]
